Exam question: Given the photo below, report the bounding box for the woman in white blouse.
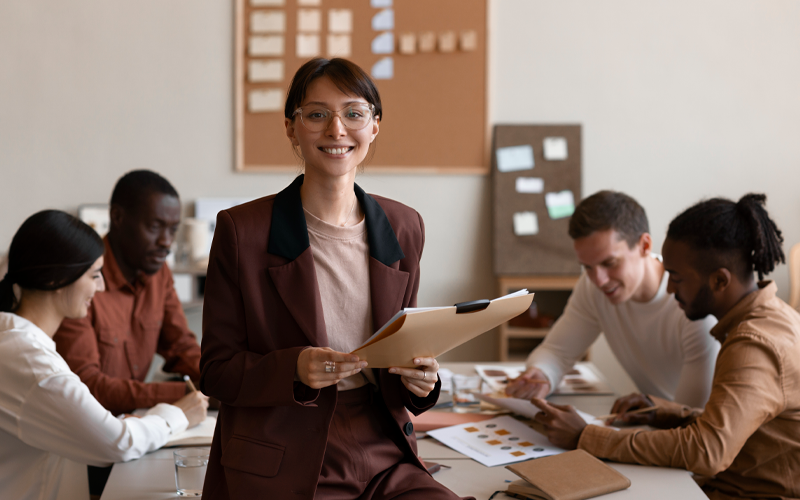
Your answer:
[0,210,208,500]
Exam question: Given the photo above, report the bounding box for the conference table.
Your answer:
[100,362,706,499]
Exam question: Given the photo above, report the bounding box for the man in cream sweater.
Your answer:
[506,191,719,408]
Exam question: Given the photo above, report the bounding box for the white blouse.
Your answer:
[0,312,189,500]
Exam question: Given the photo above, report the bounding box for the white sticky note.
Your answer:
[251,11,285,33]
[438,31,457,53]
[513,212,539,236]
[250,0,284,5]
[249,35,284,56]
[297,9,321,32]
[515,177,545,194]
[398,33,416,55]
[543,137,568,161]
[496,145,534,172]
[296,34,320,57]
[248,60,284,82]
[460,30,478,51]
[248,89,283,113]
[371,0,392,7]
[328,9,353,34]
[545,190,576,219]
[297,0,321,5]
[371,9,394,31]
[327,34,351,57]
[418,31,436,53]
[371,32,394,54]
[371,57,394,80]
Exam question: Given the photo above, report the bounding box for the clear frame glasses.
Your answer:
[293,103,376,132]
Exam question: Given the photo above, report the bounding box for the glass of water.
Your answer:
[173,447,210,497]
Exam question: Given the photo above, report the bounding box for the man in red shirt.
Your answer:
[55,170,207,415]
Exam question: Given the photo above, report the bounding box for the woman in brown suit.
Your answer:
[199,58,470,500]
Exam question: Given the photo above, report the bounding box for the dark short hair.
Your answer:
[110,170,179,212]
[284,58,382,121]
[568,191,649,247]
[0,210,104,312]
[666,193,784,281]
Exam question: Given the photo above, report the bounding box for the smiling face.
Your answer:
[574,229,651,304]
[111,192,181,276]
[285,76,379,181]
[57,256,105,319]
[662,238,716,321]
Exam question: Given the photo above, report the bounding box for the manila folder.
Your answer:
[350,292,533,368]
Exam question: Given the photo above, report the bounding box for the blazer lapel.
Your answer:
[369,257,409,331]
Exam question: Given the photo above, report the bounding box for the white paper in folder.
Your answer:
[351,290,533,368]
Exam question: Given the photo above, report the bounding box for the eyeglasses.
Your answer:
[292,103,376,132]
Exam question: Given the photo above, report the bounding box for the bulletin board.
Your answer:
[492,125,582,275]
[235,0,488,173]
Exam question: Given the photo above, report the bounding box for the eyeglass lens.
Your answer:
[298,104,373,132]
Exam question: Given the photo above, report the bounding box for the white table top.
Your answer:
[101,362,706,500]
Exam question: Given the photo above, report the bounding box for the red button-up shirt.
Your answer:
[54,237,201,415]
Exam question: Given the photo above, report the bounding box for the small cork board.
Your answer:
[235,0,488,173]
[492,125,582,275]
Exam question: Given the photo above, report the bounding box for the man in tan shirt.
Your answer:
[531,193,800,500]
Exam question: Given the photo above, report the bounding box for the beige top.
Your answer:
[578,282,800,500]
[304,208,376,390]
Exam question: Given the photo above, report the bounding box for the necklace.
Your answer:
[341,194,358,227]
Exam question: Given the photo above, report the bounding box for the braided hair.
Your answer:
[666,193,785,281]
[0,210,104,312]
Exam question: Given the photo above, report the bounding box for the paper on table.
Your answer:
[428,415,565,467]
[131,411,216,448]
[513,212,539,236]
[371,57,393,79]
[545,190,575,219]
[297,9,321,32]
[248,89,283,113]
[327,34,351,57]
[371,9,394,31]
[543,137,568,160]
[475,363,614,396]
[515,177,544,194]
[249,35,284,56]
[250,11,285,33]
[296,34,320,57]
[476,394,618,431]
[371,32,394,54]
[351,290,533,368]
[496,145,534,172]
[328,9,352,33]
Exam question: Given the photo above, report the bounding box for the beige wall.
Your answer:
[1,1,798,365]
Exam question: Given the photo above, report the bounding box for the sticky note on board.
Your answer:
[418,31,436,53]
[545,191,576,219]
[371,32,394,54]
[438,31,457,53]
[515,177,544,194]
[398,33,416,55]
[328,9,353,33]
[297,0,321,5]
[248,60,284,82]
[297,9,321,32]
[514,212,539,236]
[371,57,393,80]
[460,30,478,51]
[248,89,283,113]
[296,34,320,57]
[543,137,568,160]
[251,11,285,33]
[249,36,284,56]
[327,34,351,57]
[251,0,284,5]
[372,9,394,31]
[496,145,534,172]
[371,0,392,7]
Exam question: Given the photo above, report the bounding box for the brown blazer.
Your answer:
[199,175,440,500]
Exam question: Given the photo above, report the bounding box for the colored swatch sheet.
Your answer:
[428,415,565,467]
[474,363,614,396]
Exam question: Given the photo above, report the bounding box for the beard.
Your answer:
[682,284,715,321]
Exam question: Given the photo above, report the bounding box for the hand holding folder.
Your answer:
[350,290,534,368]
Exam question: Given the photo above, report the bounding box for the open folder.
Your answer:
[350,290,534,368]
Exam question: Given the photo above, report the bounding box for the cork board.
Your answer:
[492,125,582,275]
[235,0,488,173]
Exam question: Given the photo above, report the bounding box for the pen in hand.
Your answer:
[183,374,197,393]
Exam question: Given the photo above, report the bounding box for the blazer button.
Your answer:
[404,422,414,436]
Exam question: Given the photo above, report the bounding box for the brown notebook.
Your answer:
[505,450,631,500]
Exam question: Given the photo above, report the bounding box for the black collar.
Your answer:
[268,175,405,266]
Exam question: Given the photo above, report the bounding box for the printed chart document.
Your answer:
[351,290,534,368]
[475,363,613,395]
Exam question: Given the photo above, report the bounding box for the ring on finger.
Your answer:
[324,361,336,373]
[422,371,426,381]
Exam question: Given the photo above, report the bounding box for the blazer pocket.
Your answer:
[221,435,285,478]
